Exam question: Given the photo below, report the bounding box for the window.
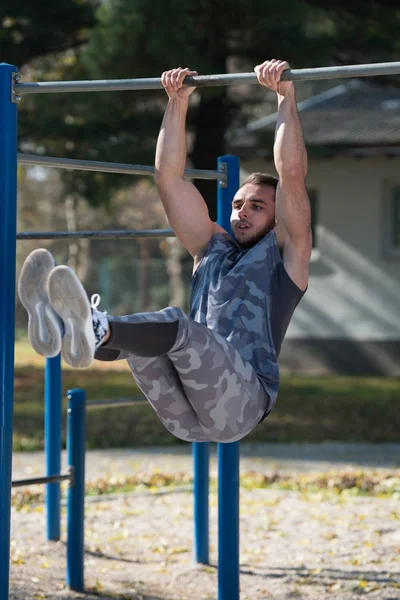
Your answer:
[392,187,400,250]
[383,185,400,257]
[308,189,318,249]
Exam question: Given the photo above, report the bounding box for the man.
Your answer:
[18,59,311,443]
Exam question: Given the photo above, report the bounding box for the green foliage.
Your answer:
[304,1,400,63]
[1,0,98,67]
[14,0,400,217]
[84,0,318,77]
[17,54,160,207]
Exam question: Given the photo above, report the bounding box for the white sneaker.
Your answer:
[18,249,63,358]
[90,293,110,349]
[47,266,109,369]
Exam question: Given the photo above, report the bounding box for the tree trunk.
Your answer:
[191,89,228,222]
[190,30,229,222]
[64,194,90,281]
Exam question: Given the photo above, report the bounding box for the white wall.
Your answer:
[240,156,400,341]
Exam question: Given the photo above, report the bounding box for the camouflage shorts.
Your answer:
[103,307,270,443]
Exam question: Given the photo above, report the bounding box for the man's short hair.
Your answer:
[240,172,279,191]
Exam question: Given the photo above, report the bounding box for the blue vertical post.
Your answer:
[0,63,18,600]
[66,388,86,592]
[45,354,62,540]
[217,155,240,600]
[193,441,209,563]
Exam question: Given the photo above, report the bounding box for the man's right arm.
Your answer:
[154,68,224,265]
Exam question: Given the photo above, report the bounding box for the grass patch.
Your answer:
[12,338,400,451]
[257,374,400,444]
[14,365,178,451]
[13,366,400,451]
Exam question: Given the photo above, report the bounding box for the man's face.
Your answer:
[230,183,276,248]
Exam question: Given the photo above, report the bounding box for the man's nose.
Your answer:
[238,204,248,218]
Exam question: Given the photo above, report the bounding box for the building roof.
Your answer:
[227,80,400,157]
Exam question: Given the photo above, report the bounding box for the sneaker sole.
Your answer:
[48,266,95,369]
[18,249,62,358]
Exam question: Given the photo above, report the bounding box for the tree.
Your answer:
[80,0,326,219]
[16,0,400,221]
[1,0,98,67]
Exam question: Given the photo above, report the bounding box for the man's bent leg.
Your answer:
[104,319,179,357]
[168,317,270,442]
[109,307,271,443]
[127,354,210,442]
[94,347,125,361]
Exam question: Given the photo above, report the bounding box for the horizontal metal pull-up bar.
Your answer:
[13,61,400,96]
[17,153,223,182]
[17,229,175,241]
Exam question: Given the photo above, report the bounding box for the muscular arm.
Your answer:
[274,87,312,290]
[255,60,311,290]
[155,78,222,264]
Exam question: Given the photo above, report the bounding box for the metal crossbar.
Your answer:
[11,473,72,487]
[17,153,224,181]
[86,397,145,410]
[13,61,400,96]
[17,229,175,240]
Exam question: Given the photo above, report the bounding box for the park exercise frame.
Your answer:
[1,59,400,600]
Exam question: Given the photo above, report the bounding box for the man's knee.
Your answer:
[201,425,255,444]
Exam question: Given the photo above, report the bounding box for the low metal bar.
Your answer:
[193,442,209,565]
[218,442,240,600]
[17,153,223,181]
[11,473,71,488]
[13,61,400,96]
[45,354,62,541]
[17,229,175,241]
[86,397,145,410]
[66,388,85,592]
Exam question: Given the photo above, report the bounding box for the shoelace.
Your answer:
[90,293,107,314]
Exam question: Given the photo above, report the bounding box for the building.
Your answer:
[228,80,400,375]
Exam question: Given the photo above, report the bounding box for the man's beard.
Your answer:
[232,223,273,248]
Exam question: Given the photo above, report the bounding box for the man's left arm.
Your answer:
[255,60,312,291]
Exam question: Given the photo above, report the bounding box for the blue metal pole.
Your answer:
[0,63,18,600]
[218,442,240,599]
[193,441,209,563]
[66,388,86,592]
[217,155,240,600]
[45,354,62,540]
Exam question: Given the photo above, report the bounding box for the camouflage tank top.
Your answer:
[190,231,305,408]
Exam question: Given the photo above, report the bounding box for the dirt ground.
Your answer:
[7,445,400,599]
[8,485,400,600]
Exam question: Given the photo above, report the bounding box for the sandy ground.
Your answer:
[8,444,400,600]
